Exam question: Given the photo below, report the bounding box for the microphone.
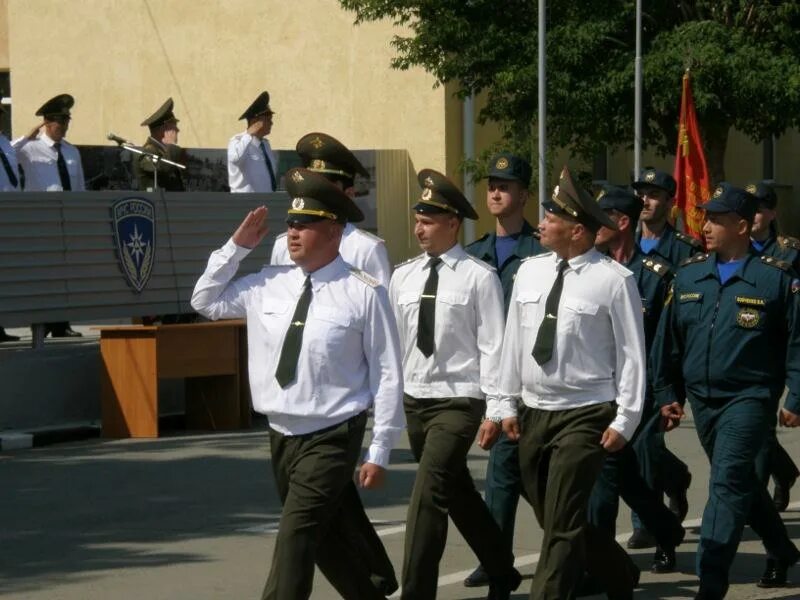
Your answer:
[107,133,129,145]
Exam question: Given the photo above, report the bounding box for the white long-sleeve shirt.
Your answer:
[271,222,392,288]
[389,243,505,402]
[227,132,277,193]
[12,132,85,191]
[191,239,405,467]
[495,248,646,440]
[0,134,19,191]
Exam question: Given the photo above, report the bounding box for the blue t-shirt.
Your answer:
[640,238,659,255]
[495,234,519,267]
[716,258,745,285]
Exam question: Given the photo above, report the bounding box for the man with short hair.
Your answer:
[588,186,685,578]
[489,167,646,599]
[653,182,800,599]
[227,91,278,193]
[271,132,390,287]
[747,180,800,511]
[463,152,544,588]
[13,94,84,338]
[134,98,186,192]
[634,167,702,266]
[191,167,404,600]
[390,169,520,600]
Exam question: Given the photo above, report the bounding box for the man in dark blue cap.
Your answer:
[633,167,703,267]
[192,168,404,600]
[390,168,521,600]
[652,182,800,599]
[463,151,545,588]
[228,91,277,193]
[747,181,800,512]
[134,98,186,192]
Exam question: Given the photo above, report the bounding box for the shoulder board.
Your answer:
[521,251,553,262]
[599,255,633,277]
[642,256,672,279]
[354,228,385,244]
[760,255,791,271]
[680,253,709,267]
[465,233,491,249]
[349,266,379,287]
[778,236,800,251]
[675,231,703,249]
[465,254,496,272]
[394,253,425,269]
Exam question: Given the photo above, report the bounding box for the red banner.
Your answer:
[673,70,710,239]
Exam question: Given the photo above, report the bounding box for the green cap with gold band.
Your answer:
[543,166,618,232]
[296,132,369,182]
[414,168,479,220]
[284,167,364,224]
[36,94,74,120]
[141,98,179,128]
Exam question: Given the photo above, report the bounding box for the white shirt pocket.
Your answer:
[517,290,543,326]
[258,299,292,335]
[562,296,600,332]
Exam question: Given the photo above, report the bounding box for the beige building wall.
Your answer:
[0,0,8,69]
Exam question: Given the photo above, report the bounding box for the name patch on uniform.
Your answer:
[736,307,760,329]
[679,292,702,302]
[735,296,766,307]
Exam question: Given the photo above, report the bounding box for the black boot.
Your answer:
[626,527,656,549]
[485,568,522,600]
[773,476,796,512]
[464,564,490,587]
[757,558,790,588]
[651,545,677,573]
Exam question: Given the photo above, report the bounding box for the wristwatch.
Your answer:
[485,415,503,424]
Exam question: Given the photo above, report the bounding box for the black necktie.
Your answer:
[54,142,71,191]
[275,276,312,388]
[417,256,442,358]
[532,259,569,365]
[0,147,18,188]
[260,141,277,191]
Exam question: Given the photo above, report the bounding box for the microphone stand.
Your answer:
[113,141,186,191]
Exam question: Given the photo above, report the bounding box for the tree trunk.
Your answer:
[701,122,729,184]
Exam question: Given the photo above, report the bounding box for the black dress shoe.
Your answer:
[758,558,790,588]
[576,573,604,597]
[773,476,796,512]
[485,568,522,600]
[0,329,20,342]
[464,564,490,588]
[52,327,83,338]
[651,545,676,573]
[626,528,656,549]
[668,472,692,522]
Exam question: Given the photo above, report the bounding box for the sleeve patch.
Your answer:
[349,267,379,287]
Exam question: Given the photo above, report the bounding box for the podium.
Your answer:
[98,320,251,438]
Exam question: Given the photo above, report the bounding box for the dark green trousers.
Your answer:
[401,395,514,600]
[519,401,636,600]
[261,412,393,600]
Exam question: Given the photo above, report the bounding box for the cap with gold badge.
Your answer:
[296,132,369,183]
[284,167,364,225]
[596,185,644,222]
[698,182,758,222]
[631,167,677,198]
[414,168,479,220]
[744,181,777,210]
[141,98,179,128]
[544,166,618,232]
[486,152,532,187]
[35,94,74,121]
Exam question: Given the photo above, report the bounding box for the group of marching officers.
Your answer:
[2,90,799,600]
[190,114,800,600]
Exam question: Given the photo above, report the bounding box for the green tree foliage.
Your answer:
[339,0,800,181]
